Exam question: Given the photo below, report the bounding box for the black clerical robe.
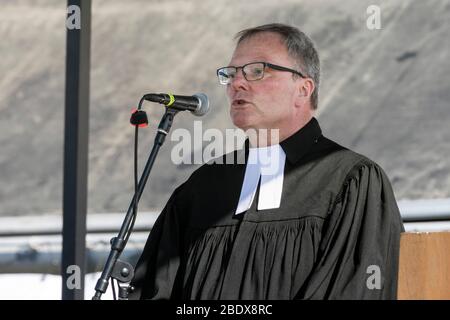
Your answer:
[129,118,404,300]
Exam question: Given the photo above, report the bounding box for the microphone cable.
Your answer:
[110,96,146,300]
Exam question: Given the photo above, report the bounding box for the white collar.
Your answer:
[235,144,286,215]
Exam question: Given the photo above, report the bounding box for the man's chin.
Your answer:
[231,117,253,131]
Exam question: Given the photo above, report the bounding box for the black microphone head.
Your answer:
[192,93,210,117]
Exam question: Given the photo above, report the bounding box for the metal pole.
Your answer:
[62,0,91,300]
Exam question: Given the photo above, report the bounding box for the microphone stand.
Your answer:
[92,108,179,300]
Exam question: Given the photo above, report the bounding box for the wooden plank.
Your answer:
[398,232,450,299]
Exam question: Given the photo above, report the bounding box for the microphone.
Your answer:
[143,93,210,116]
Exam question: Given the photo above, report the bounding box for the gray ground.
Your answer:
[0,0,449,216]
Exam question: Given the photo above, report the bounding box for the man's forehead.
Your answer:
[237,31,285,45]
[229,33,289,65]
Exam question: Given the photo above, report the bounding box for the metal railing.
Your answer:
[1,199,450,274]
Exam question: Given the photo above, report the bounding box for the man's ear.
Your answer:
[299,78,315,98]
[295,78,315,109]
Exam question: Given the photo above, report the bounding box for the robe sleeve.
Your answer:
[128,186,185,300]
[298,161,404,299]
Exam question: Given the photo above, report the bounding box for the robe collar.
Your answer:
[280,117,322,164]
[242,117,322,164]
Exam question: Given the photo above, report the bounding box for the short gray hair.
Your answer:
[235,23,320,110]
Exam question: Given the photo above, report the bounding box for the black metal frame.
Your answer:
[62,0,91,300]
[216,61,306,84]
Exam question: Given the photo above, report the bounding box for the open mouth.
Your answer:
[233,99,249,106]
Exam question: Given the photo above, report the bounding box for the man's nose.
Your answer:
[230,68,248,90]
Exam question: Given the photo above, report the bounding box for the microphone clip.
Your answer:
[130,108,148,128]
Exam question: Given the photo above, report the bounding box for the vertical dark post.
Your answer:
[62,0,91,300]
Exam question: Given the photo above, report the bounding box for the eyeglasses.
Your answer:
[216,61,305,85]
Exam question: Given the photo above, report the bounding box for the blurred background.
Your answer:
[0,0,449,299]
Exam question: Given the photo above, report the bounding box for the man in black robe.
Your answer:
[129,23,404,300]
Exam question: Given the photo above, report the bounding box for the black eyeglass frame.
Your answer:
[216,61,306,84]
